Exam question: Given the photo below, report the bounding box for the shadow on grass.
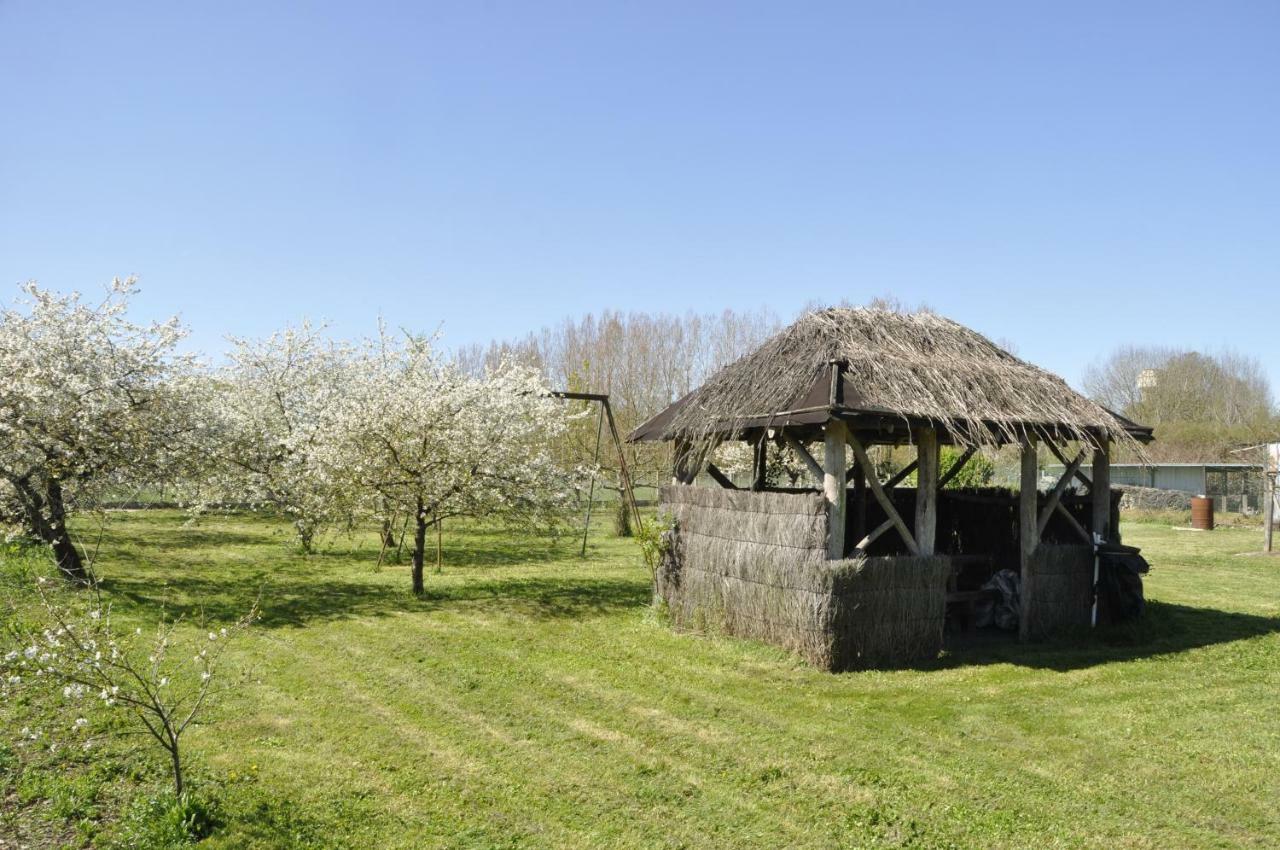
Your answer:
[117,530,273,551]
[935,600,1280,672]
[376,543,565,570]
[101,572,649,629]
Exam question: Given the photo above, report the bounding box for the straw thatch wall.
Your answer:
[826,554,951,670]
[1024,544,1094,638]
[656,485,949,671]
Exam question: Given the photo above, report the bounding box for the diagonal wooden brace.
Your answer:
[846,433,920,556]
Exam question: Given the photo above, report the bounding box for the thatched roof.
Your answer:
[630,307,1152,451]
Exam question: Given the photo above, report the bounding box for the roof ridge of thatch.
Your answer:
[658,306,1146,454]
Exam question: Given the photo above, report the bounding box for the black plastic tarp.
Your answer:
[1095,542,1149,625]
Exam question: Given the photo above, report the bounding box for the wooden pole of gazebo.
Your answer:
[1018,435,1039,641]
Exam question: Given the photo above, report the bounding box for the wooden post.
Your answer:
[851,462,867,544]
[823,420,848,559]
[1018,436,1039,641]
[752,437,768,491]
[1266,475,1275,554]
[915,428,939,556]
[1091,439,1112,543]
[1264,444,1277,554]
[580,403,605,556]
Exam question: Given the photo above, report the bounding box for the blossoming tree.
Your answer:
[0,279,188,585]
[198,324,351,551]
[323,331,582,593]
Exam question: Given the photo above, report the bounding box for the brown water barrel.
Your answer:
[1191,496,1215,530]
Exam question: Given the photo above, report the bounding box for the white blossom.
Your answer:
[313,328,582,588]
[0,279,190,583]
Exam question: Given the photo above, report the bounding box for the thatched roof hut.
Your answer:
[630,307,1151,450]
[632,308,1153,670]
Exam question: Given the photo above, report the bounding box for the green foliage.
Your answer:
[1086,345,1278,461]
[0,539,46,588]
[1139,420,1280,462]
[897,447,995,489]
[635,512,675,571]
[104,790,223,849]
[201,795,347,850]
[941,447,995,488]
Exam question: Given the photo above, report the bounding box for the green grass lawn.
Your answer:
[4,512,1280,848]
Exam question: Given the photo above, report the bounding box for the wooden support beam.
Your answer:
[937,447,977,490]
[823,421,848,559]
[846,456,919,487]
[915,428,939,556]
[1055,502,1093,545]
[752,437,768,492]
[1018,436,1039,641]
[844,453,921,492]
[1264,475,1276,554]
[1037,448,1086,537]
[1091,440,1112,543]
[704,463,737,490]
[1265,454,1276,554]
[781,432,824,485]
[855,517,895,552]
[851,462,868,544]
[846,432,920,556]
[884,459,918,490]
[1045,440,1092,491]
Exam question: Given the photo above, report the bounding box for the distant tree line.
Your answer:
[1084,346,1278,461]
[454,308,784,526]
[463,305,1279,481]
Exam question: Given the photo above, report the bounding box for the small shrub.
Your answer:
[1,573,258,796]
[635,513,675,572]
[105,790,223,849]
[942,447,995,488]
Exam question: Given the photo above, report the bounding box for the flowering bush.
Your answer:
[1,574,257,795]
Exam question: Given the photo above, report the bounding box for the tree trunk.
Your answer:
[13,476,90,586]
[169,742,183,796]
[613,497,632,537]
[411,499,427,595]
[295,519,316,554]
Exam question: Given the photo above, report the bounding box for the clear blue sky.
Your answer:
[2,1,1277,393]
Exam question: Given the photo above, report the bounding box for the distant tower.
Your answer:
[1137,368,1157,402]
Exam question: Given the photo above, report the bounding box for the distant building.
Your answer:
[1045,462,1264,513]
